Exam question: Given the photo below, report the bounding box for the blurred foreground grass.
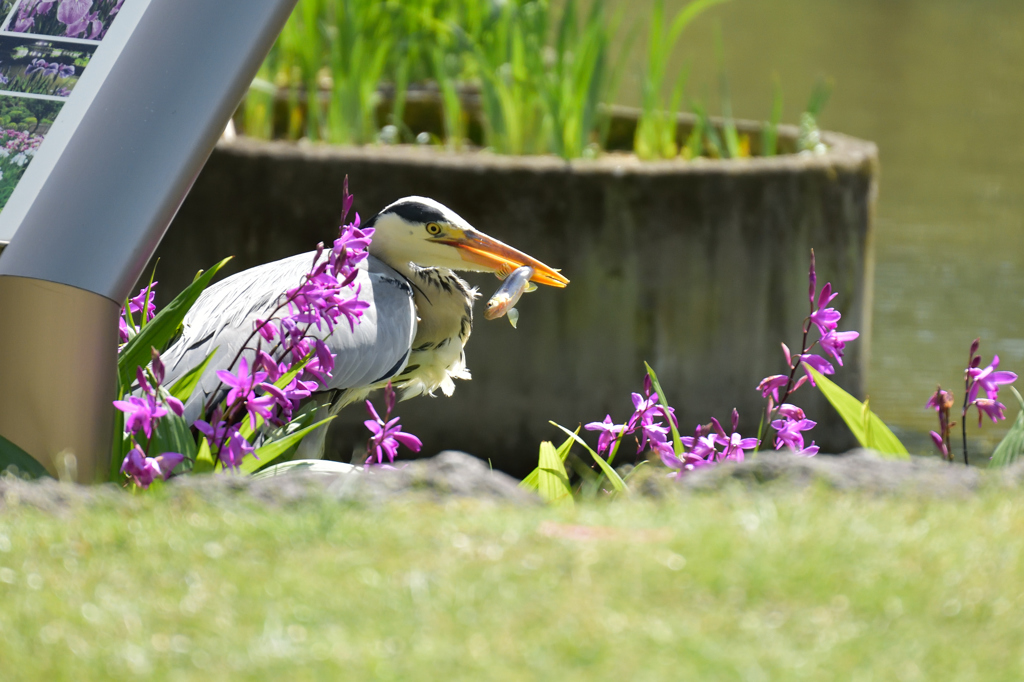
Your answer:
[1,485,1023,680]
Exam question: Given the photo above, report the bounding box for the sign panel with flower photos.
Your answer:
[0,0,127,217]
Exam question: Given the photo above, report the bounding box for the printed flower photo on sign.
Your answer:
[0,36,94,97]
[0,94,64,211]
[6,0,125,42]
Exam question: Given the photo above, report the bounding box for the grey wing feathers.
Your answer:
[160,253,417,425]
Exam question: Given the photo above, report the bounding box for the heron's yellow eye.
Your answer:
[426,222,442,235]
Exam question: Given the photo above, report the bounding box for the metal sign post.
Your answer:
[0,0,298,481]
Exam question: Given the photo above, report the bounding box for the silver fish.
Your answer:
[484,265,536,327]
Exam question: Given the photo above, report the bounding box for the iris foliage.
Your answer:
[241,0,828,160]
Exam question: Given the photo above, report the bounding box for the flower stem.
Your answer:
[961,378,970,466]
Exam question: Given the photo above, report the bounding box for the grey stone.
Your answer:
[631,449,1006,498]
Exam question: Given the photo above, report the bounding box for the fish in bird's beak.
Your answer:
[440,228,569,288]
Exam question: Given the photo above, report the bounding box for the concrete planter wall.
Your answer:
[153,112,878,475]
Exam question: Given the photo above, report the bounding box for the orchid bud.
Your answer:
[731,408,739,433]
[792,375,809,393]
[643,373,653,397]
[970,338,980,357]
[816,282,833,311]
[782,343,792,367]
[136,366,152,395]
[971,355,981,369]
[151,348,165,385]
[384,381,396,416]
[710,417,726,438]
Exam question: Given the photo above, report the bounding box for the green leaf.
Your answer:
[667,0,730,47]
[193,438,215,474]
[536,441,574,507]
[991,387,1024,467]
[0,433,51,479]
[149,414,198,466]
[549,421,626,493]
[645,362,684,456]
[239,417,335,475]
[520,432,575,491]
[807,366,909,458]
[168,348,217,404]
[118,257,231,389]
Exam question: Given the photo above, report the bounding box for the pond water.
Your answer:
[606,0,1024,452]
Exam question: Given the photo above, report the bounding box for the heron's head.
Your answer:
[366,197,568,288]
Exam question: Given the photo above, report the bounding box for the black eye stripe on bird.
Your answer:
[157,196,568,460]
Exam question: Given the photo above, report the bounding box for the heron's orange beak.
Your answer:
[442,229,569,288]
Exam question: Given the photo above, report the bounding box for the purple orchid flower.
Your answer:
[364,383,422,465]
[799,354,835,384]
[254,317,279,342]
[364,405,422,465]
[245,393,278,430]
[770,416,817,452]
[194,418,230,450]
[121,446,183,489]
[220,428,255,470]
[776,404,806,420]
[681,424,720,461]
[636,420,671,455]
[974,398,1006,425]
[660,447,713,479]
[820,330,860,367]
[967,355,1017,403]
[113,395,166,439]
[215,357,267,407]
[757,375,788,401]
[584,415,627,455]
[809,283,841,336]
[794,443,819,457]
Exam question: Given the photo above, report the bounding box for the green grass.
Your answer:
[2,483,1024,679]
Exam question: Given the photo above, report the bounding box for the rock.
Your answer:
[170,450,539,507]
[631,449,999,497]
[0,476,123,514]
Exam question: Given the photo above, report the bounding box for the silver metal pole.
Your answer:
[0,0,298,481]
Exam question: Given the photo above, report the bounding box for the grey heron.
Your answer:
[158,196,568,458]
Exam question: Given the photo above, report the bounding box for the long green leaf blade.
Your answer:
[118,257,231,388]
[807,366,909,458]
[536,441,574,507]
[549,421,626,493]
[645,362,684,456]
[241,417,335,475]
[168,348,218,404]
[520,432,574,491]
[0,433,51,479]
[991,387,1024,467]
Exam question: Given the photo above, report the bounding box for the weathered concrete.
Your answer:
[149,113,878,476]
